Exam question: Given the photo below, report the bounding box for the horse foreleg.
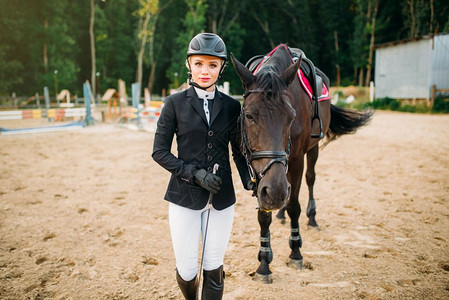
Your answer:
[286,193,303,269]
[254,210,273,284]
[286,157,304,270]
[306,145,319,228]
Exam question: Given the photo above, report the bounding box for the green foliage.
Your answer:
[0,0,449,97]
[0,2,26,94]
[432,96,449,113]
[368,97,402,110]
[364,97,449,114]
[166,0,208,90]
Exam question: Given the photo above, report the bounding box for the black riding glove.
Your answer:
[193,169,222,194]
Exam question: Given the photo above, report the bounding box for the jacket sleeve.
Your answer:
[229,103,251,190]
[152,96,196,184]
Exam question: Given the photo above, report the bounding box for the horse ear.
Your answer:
[230,52,256,88]
[282,56,302,86]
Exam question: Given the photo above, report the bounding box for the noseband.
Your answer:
[241,89,292,197]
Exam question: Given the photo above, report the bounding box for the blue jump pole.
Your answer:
[132,82,141,128]
[44,86,51,121]
[83,82,94,126]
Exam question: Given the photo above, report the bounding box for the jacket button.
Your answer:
[207,155,212,161]
[208,143,213,149]
[208,130,213,136]
[207,167,212,172]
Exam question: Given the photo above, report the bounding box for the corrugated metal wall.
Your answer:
[375,33,449,99]
[431,34,449,90]
[375,39,431,99]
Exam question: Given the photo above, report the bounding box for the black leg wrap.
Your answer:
[289,227,302,249]
[176,269,198,300]
[202,265,224,300]
[258,231,273,264]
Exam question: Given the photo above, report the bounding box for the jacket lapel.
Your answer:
[186,87,209,125]
[209,90,223,125]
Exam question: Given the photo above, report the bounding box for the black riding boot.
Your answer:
[201,266,224,300]
[176,269,198,300]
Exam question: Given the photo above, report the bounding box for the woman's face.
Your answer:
[189,55,223,92]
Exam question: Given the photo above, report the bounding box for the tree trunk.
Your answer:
[430,0,434,33]
[334,30,340,87]
[146,0,171,93]
[359,68,364,87]
[90,0,96,96]
[43,19,48,71]
[407,0,417,38]
[148,62,157,93]
[136,11,150,89]
[365,0,379,87]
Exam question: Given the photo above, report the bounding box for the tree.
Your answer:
[89,0,96,95]
[134,0,172,94]
[312,0,354,85]
[0,1,27,94]
[167,0,208,89]
[135,0,158,92]
[365,0,379,86]
[95,0,137,92]
[2,1,449,97]
[40,0,79,94]
[403,0,428,38]
[351,0,381,86]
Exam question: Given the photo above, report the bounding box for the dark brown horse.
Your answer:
[230,44,372,283]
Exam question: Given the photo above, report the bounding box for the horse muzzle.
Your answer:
[257,174,291,211]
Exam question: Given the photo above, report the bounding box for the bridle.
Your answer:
[240,89,292,209]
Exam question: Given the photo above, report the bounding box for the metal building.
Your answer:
[374,33,449,101]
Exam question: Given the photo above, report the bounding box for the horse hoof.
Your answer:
[276,211,286,221]
[287,258,303,270]
[253,272,273,284]
[307,219,319,228]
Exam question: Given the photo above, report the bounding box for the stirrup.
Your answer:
[311,96,324,139]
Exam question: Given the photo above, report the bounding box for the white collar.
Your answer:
[194,87,216,100]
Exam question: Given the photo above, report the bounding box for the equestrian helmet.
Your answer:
[187,33,227,61]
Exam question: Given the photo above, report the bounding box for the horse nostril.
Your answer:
[260,185,270,200]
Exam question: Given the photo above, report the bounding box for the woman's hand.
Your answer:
[193,169,222,194]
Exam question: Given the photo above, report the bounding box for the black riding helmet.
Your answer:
[187,33,227,61]
[186,33,227,90]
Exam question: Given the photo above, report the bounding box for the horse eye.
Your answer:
[245,113,254,122]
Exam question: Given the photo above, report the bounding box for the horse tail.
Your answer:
[326,104,373,142]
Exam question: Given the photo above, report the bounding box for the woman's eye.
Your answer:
[210,64,217,68]
[195,62,202,67]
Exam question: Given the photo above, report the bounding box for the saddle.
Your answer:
[245,47,330,102]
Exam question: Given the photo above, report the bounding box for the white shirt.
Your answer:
[194,87,216,124]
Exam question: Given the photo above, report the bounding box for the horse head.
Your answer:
[231,50,301,211]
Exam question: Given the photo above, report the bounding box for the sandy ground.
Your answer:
[0,111,448,300]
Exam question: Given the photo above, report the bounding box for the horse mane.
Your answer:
[255,70,286,96]
[254,44,292,102]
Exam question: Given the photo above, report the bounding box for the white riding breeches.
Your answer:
[169,202,235,281]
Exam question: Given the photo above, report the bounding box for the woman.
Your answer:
[152,33,253,299]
